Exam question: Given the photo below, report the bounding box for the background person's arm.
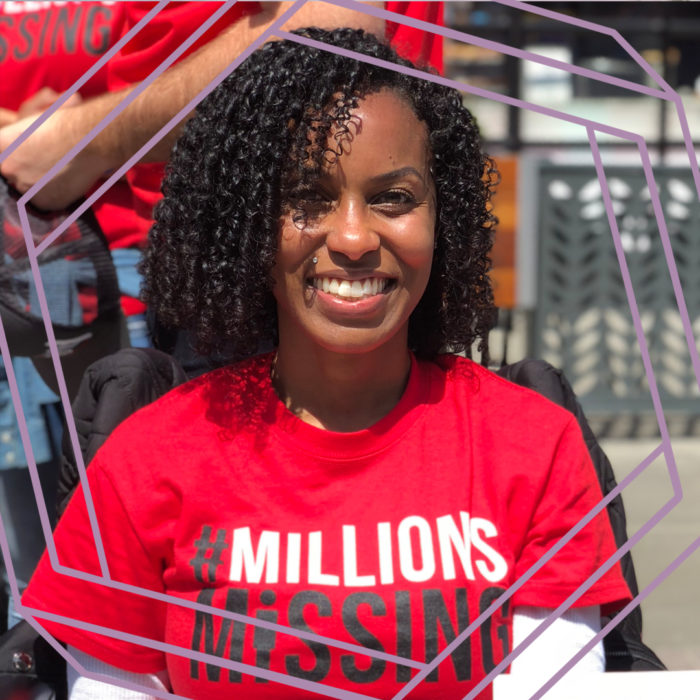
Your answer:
[0,1,384,210]
[0,108,17,128]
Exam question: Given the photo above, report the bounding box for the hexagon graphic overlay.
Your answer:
[0,1,697,698]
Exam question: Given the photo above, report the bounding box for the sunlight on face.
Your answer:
[272,89,436,356]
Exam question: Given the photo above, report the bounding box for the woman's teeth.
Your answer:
[311,277,389,299]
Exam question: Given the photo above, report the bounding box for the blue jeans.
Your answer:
[114,248,151,348]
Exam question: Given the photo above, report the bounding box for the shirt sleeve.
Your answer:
[511,605,604,674]
[68,646,169,700]
[385,1,444,72]
[511,417,632,616]
[22,459,169,673]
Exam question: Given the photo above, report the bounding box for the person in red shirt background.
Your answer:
[0,0,130,635]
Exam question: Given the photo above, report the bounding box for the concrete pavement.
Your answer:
[600,437,700,670]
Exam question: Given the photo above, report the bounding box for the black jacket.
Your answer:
[56,347,188,517]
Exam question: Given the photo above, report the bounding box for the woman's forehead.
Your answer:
[334,91,429,161]
[315,89,430,165]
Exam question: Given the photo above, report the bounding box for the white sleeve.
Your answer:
[509,605,604,695]
[67,646,170,700]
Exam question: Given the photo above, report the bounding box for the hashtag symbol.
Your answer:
[190,525,229,583]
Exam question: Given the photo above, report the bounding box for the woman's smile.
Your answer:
[306,275,395,322]
[308,275,393,300]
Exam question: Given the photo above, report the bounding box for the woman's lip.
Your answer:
[309,286,392,316]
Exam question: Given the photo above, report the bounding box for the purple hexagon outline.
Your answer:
[2,0,696,696]
[1,2,696,696]
[0,0,697,698]
[1,1,696,696]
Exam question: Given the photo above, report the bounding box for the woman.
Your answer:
[23,28,631,699]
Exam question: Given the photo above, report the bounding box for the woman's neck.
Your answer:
[272,335,412,432]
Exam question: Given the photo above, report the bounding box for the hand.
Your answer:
[16,87,82,119]
[0,105,107,211]
[0,87,81,131]
[0,108,18,129]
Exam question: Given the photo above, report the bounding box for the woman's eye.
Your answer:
[372,190,418,213]
[304,190,335,209]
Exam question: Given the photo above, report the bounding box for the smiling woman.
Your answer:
[23,28,632,700]
[271,89,437,429]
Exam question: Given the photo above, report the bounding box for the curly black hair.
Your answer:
[141,27,498,363]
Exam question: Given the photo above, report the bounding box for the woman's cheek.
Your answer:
[392,218,435,267]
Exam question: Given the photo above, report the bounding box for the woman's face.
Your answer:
[272,89,436,356]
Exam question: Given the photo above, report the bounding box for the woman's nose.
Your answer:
[324,200,380,261]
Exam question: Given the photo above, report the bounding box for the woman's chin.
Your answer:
[301,322,410,358]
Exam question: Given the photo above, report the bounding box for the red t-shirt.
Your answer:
[23,354,630,699]
[0,1,124,108]
[386,1,443,70]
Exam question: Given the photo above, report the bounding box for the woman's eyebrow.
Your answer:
[368,167,427,185]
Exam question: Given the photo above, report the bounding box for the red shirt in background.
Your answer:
[386,0,443,70]
[0,1,124,108]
